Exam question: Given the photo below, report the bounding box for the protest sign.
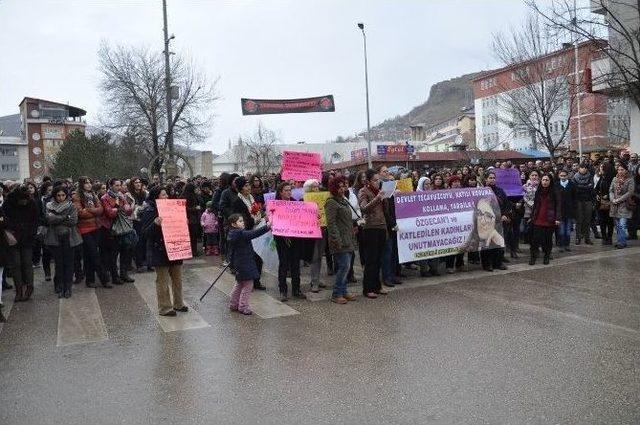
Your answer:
[291,187,305,201]
[381,180,397,198]
[263,192,276,203]
[252,223,279,273]
[156,199,193,261]
[495,168,524,196]
[266,200,321,238]
[396,178,414,193]
[303,191,330,226]
[395,188,505,263]
[281,151,322,182]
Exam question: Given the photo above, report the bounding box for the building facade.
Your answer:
[0,114,29,181]
[473,41,622,154]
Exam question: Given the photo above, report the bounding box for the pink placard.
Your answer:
[156,199,193,261]
[266,200,321,238]
[281,151,322,182]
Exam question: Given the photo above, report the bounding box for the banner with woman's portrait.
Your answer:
[395,188,505,263]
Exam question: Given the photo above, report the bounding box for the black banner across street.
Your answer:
[241,95,335,115]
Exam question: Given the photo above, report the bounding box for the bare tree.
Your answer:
[97,42,217,168]
[528,0,640,114]
[491,15,582,159]
[243,123,281,175]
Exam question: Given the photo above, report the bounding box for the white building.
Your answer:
[0,114,29,182]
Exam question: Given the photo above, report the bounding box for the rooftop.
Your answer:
[19,97,87,118]
[0,114,22,137]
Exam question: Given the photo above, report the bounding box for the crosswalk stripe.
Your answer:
[133,275,210,333]
[0,295,14,336]
[191,268,299,319]
[57,288,108,347]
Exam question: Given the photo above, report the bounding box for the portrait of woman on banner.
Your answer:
[464,196,505,252]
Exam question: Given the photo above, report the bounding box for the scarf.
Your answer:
[614,176,626,197]
[572,171,592,190]
[82,190,98,208]
[107,188,122,200]
[47,199,73,215]
[238,192,260,222]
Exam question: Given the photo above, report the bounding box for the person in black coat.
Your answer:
[182,183,203,257]
[556,169,577,251]
[595,162,615,245]
[4,185,38,302]
[483,172,511,271]
[227,213,271,315]
[140,186,188,317]
[0,208,14,322]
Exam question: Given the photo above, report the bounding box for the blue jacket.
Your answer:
[228,226,270,281]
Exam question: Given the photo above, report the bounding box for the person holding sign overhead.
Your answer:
[357,169,388,299]
[140,186,188,317]
[273,182,305,301]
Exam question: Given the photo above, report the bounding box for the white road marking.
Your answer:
[134,275,210,332]
[0,295,14,336]
[57,288,108,347]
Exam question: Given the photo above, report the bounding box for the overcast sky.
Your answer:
[0,0,533,153]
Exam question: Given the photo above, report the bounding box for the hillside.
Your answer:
[342,71,484,142]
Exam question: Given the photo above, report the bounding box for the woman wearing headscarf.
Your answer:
[416,176,431,191]
[45,185,83,298]
[609,163,634,249]
[357,169,388,299]
[529,174,561,265]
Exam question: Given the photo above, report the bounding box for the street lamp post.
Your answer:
[357,22,373,169]
[162,0,175,164]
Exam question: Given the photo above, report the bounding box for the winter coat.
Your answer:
[572,171,595,202]
[325,195,355,254]
[44,200,83,247]
[185,194,202,226]
[358,186,387,230]
[489,185,513,218]
[140,200,183,267]
[530,186,562,227]
[232,194,258,230]
[219,188,239,221]
[609,176,634,219]
[200,210,219,234]
[3,190,38,247]
[556,180,576,220]
[100,191,133,230]
[228,226,270,281]
[73,191,104,235]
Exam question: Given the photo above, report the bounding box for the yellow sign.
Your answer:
[396,178,414,193]
[303,191,330,226]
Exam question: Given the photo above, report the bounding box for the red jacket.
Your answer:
[100,192,133,229]
[73,191,104,235]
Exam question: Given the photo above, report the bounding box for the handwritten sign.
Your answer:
[281,151,322,182]
[303,191,330,226]
[495,168,524,196]
[291,187,305,201]
[156,199,193,261]
[266,200,321,238]
[396,178,414,193]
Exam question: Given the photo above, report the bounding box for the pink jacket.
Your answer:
[200,210,219,234]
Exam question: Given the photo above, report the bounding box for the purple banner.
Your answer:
[494,168,524,196]
[395,188,505,263]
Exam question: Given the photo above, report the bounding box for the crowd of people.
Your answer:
[0,149,638,320]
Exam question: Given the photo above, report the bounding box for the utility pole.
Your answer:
[358,22,373,169]
[162,0,175,163]
[573,0,583,159]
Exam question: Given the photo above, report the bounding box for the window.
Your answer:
[480,77,497,90]
[1,164,18,172]
[511,67,529,81]
[0,147,17,156]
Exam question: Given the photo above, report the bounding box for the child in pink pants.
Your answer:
[226,213,271,315]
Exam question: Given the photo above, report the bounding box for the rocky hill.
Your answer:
[341,71,484,142]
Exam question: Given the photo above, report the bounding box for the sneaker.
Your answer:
[159,310,177,317]
[331,296,348,304]
[175,306,189,312]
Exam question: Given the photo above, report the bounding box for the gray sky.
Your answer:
[0,0,532,153]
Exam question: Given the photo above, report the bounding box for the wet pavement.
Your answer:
[0,241,639,424]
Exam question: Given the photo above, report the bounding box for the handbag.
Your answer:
[599,199,611,211]
[4,230,17,246]
[112,210,135,236]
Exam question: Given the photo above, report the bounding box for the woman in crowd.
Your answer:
[432,174,445,190]
[273,182,304,301]
[529,174,561,265]
[38,181,54,281]
[325,176,357,304]
[483,172,511,271]
[74,177,108,288]
[573,163,595,245]
[250,175,265,206]
[232,176,266,290]
[182,183,203,257]
[301,179,326,293]
[141,186,188,317]
[357,169,388,298]
[45,185,82,298]
[522,170,539,245]
[609,164,634,249]
[462,174,477,189]
[129,177,149,271]
[416,176,431,191]
[100,178,134,285]
[4,185,38,302]
[595,162,615,245]
[444,176,465,273]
